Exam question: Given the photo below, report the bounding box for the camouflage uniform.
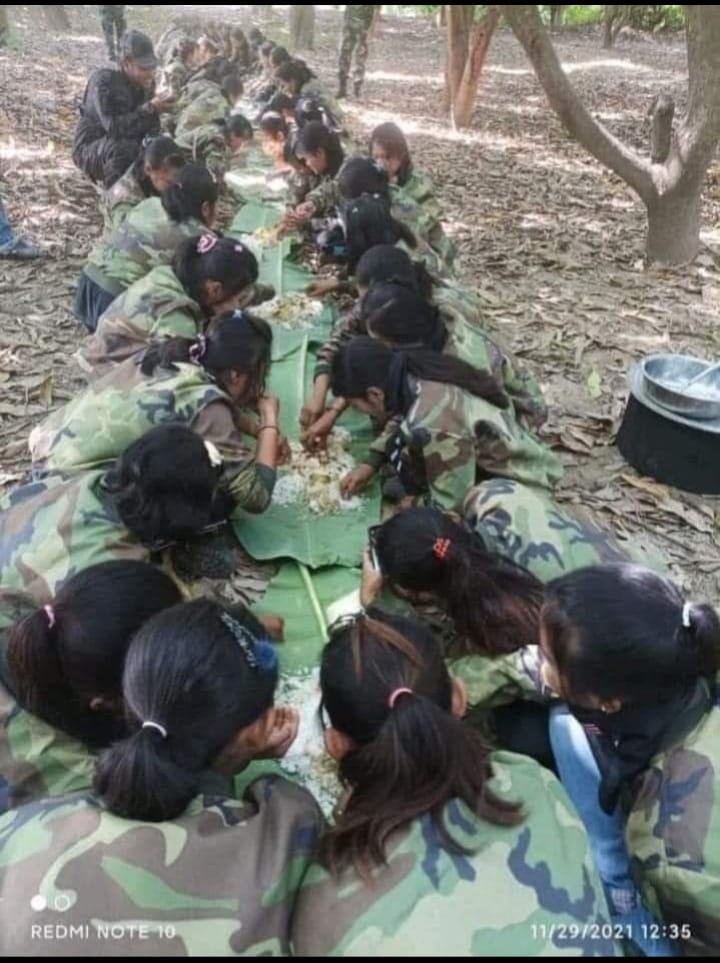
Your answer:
[30,359,275,515]
[78,265,204,380]
[314,285,547,429]
[0,472,152,606]
[364,378,563,511]
[159,57,193,101]
[625,700,720,956]
[100,162,146,231]
[292,751,617,956]
[0,593,95,816]
[391,169,457,276]
[174,81,228,141]
[99,5,126,61]
[83,196,206,299]
[176,124,230,182]
[0,775,322,956]
[338,5,377,96]
[464,478,665,585]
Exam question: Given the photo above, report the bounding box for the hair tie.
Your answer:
[204,440,224,468]
[433,538,451,562]
[388,688,413,710]
[682,602,694,630]
[220,612,260,670]
[189,335,208,364]
[197,234,218,255]
[142,721,168,740]
[44,605,56,629]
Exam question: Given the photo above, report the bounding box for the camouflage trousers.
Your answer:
[338,21,371,91]
[99,5,126,59]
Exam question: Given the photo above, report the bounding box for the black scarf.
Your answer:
[573,679,714,815]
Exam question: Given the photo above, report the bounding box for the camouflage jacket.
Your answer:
[30,360,275,515]
[174,82,229,142]
[626,698,720,956]
[85,197,206,298]
[101,163,146,232]
[366,378,563,510]
[391,168,457,275]
[0,775,322,956]
[160,58,193,100]
[343,4,378,28]
[292,751,617,957]
[314,283,547,429]
[464,478,665,585]
[176,123,229,181]
[0,593,95,816]
[0,472,152,605]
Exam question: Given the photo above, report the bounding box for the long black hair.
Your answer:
[341,196,416,273]
[363,281,448,353]
[319,609,523,876]
[133,136,185,196]
[141,309,272,402]
[162,164,219,224]
[337,157,389,202]
[276,58,315,93]
[376,508,543,656]
[7,562,182,748]
[355,245,434,300]
[104,424,231,547]
[296,121,345,177]
[95,599,278,821]
[543,564,720,706]
[331,337,508,410]
[173,235,258,311]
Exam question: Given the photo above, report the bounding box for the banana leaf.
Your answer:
[229,200,284,235]
[234,335,381,568]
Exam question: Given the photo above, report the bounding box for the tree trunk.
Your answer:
[603,6,628,49]
[550,6,565,30]
[41,5,70,30]
[289,5,315,50]
[505,5,720,265]
[444,5,473,116]
[0,6,9,46]
[452,8,500,128]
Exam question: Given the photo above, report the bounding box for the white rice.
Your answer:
[272,430,363,515]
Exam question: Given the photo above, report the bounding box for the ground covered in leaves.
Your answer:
[1,5,718,602]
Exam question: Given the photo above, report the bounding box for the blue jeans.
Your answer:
[0,195,16,250]
[550,706,677,957]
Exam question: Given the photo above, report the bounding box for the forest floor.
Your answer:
[1,5,719,602]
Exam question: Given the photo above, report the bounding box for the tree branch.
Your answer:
[505,4,655,202]
[649,94,675,164]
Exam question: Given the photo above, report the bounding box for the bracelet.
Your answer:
[258,425,280,435]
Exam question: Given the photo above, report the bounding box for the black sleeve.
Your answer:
[90,72,160,141]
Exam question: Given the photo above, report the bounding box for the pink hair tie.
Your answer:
[44,605,56,629]
[388,688,413,710]
[197,234,218,255]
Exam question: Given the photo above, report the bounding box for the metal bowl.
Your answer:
[641,354,720,421]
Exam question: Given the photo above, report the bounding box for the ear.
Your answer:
[450,677,468,720]
[367,387,385,408]
[324,727,354,762]
[203,279,224,304]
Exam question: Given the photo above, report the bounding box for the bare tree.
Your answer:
[549,5,566,30]
[289,6,315,51]
[41,5,70,30]
[0,6,9,46]
[505,5,720,265]
[603,5,629,49]
[445,5,500,129]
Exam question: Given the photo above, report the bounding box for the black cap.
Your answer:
[119,30,159,70]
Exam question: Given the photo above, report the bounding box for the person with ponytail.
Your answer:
[0,599,321,956]
[291,608,616,957]
[258,111,292,170]
[176,110,254,182]
[540,564,720,955]
[330,336,562,507]
[79,234,261,379]
[279,121,346,218]
[0,424,231,605]
[34,311,281,516]
[276,59,342,123]
[0,562,182,815]
[370,121,457,272]
[76,164,219,333]
[102,134,186,231]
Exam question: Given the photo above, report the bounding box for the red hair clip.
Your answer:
[433,538,451,561]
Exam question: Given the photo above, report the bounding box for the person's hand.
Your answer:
[306,277,339,299]
[301,410,336,452]
[151,93,176,113]
[295,200,315,222]
[360,547,385,609]
[257,394,280,425]
[277,435,292,465]
[258,614,285,641]
[340,464,376,500]
[253,707,300,760]
[299,399,325,430]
